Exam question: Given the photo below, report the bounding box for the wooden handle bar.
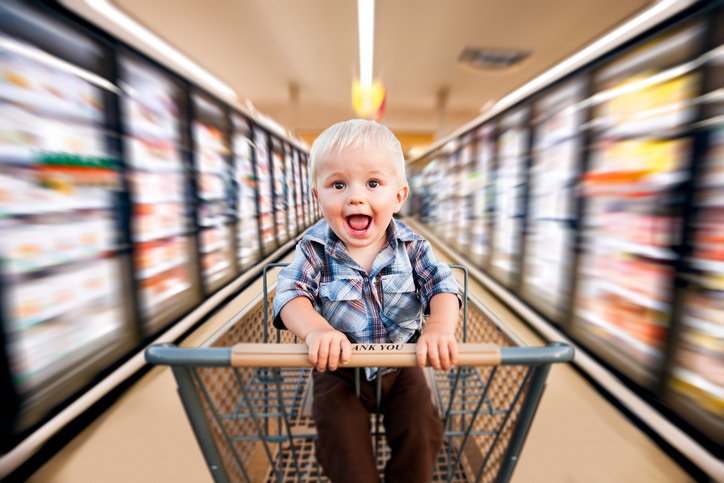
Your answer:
[145,342,574,367]
[230,343,501,367]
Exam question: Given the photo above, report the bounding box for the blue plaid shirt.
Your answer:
[273,219,461,351]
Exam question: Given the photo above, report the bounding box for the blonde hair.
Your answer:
[308,119,407,189]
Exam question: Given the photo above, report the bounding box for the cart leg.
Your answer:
[495,364,552,483]
[172,367,233,483]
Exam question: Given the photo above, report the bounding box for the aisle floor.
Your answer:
[27,243,696,482]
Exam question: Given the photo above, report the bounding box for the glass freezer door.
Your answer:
[437,141,460,245]
[284,144,298,238]
[490,108,530,288]
[299,152,312,228]
[521,79,585,322]
[119,53,201,335]
[291,148,305,231]
[253,127,276,254]
[664,9,724,452]
[271,137,289,244]
[453,134,476,254]
[192,93,235,293]
[571,21,704,388]
[232,114,260,271]
[419,154,444,235]
[469,124,496,269]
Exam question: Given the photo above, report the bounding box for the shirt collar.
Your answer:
[305,219,420,262]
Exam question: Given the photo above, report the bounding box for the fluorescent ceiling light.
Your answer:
[358,0,375,87]
[85,0,237,101]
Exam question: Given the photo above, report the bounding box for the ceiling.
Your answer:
[61,0,656,154]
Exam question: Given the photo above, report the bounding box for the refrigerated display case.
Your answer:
[490,107,530,288]
[232,114,260,271]
[0,1,314,473]
[520,79,586,321]
[0,1,135,445]
[407,1,724,474]
[119,52,201,335]
[571,20,705,388]
[192,92,235,293]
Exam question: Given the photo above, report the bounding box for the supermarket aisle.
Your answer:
[26,234,696,483]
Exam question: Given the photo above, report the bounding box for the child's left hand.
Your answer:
[416,292,459,370]
[416,322,458,371]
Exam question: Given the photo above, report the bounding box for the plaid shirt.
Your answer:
[273,219,460,350]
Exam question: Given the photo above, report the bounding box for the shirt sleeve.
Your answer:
[410,239,462,314]
[272,240,322,329]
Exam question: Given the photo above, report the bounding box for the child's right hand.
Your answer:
[304,327,352,371]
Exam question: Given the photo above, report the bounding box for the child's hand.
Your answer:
[278,298,351,371]
[417,292,459,370]
[416,320,458,371]
[304,327,352,371]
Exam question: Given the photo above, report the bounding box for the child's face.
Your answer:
[313,145,408,254]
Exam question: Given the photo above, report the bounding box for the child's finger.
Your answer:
[316,340,330,371]
[326,341,341,371]
[437,345,451,371]
[426,342,442,370]
[416,341,428,367]
[307,338,319,366]
[448,340,459,367]
[340,339,352,365]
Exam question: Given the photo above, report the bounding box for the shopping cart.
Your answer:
[145,264,574,482]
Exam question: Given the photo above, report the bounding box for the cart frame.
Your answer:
[145,264,574,482]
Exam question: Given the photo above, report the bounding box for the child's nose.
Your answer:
[346,186,365,204]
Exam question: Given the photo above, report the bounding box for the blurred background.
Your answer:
[0,0,723,481]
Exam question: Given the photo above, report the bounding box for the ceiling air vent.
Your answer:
[458,47,530,72]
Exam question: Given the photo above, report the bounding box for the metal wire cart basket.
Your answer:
[145,265,574,482]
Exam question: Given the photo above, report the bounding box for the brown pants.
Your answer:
[311,367,443,483]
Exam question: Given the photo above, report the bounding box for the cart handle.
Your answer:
[145,342,574,368]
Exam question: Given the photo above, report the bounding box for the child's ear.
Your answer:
[394,185,409,212]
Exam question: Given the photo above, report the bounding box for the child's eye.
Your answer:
[367,180,379,188]
[333,182,345,190]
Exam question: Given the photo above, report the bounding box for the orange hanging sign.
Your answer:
[352,79,386,120]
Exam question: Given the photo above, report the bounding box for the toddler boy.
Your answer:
[273,119,460,482]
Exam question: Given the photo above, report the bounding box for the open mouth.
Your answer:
[346,214,371,232]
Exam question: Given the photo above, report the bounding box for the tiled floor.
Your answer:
[27,240,696,482]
